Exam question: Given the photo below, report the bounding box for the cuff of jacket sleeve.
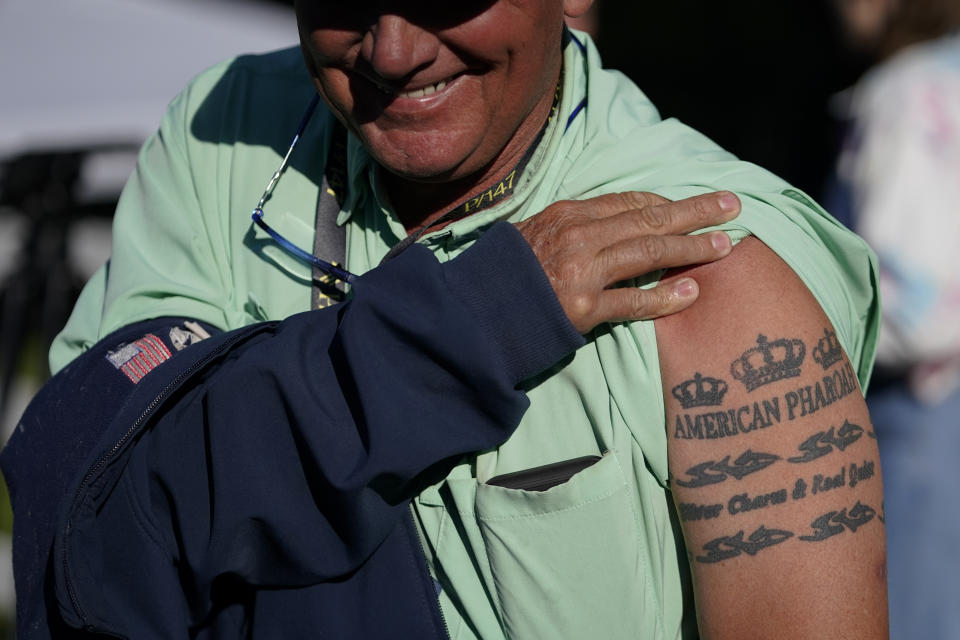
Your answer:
[443,221,585,386]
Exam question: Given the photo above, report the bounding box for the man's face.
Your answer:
[295,0,576,184]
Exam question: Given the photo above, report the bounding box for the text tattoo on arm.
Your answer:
[670,326,883,564]
[680,456,877,521]
[693,500,880,563]
[675,412,873,489]
[672,363,860,440]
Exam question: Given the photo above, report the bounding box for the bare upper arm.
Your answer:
[655,236,887,639]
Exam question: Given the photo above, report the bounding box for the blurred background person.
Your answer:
[830,0,960,637]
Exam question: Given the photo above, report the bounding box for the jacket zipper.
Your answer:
[409,505,452,640]
[62,329,257,628]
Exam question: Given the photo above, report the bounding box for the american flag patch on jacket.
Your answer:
[105,334,173,384]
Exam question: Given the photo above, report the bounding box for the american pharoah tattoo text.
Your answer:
[672,364,859,441]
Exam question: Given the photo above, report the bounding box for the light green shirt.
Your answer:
[52,32,879,640]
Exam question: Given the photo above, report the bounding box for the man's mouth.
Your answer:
[370,73,464,99]
[396,78,449,99]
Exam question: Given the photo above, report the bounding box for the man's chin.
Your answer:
[374,152,473,186]
[361,128,487,183]
[382,166,461,185]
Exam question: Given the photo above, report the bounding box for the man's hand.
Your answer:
[515,191,740,333]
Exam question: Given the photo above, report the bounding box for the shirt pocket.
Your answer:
[475,450,660,639]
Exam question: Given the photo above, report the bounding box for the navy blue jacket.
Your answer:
[1,222,583,639]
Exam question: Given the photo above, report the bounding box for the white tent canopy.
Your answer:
[0,0,299,158]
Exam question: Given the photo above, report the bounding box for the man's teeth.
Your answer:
[398,79,448,98]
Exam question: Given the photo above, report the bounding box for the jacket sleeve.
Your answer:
[2,222,583,638]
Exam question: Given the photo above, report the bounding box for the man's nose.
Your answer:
[361,14,440,81]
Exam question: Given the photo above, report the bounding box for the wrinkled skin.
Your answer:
[515,191,739,332]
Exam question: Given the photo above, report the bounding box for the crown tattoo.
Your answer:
[672,372,728,409]
[812,328,842,370]
[730,334,806,392]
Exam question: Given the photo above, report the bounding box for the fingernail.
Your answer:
[674,278,697,298]
[711,231,732,251]
[718,193,739,212]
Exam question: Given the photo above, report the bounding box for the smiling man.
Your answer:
[294,0,574,230]
[11,1,886,638]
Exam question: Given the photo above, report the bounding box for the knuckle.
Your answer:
[557,221,588,247]
[618,191,645,210]
[628,296,648,319]
[684,234,707,260]
[638,288,671,318]
[637,206,666,231]
[630,291,657,319]
[550,198,578,214]
[639,235,667,264]
[693,194,713,220]
[536,200,578,227]
[619,190,660,211]
[567,292,594,319]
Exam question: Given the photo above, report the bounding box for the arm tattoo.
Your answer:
[812,328,842,370]
[679,502,724,522]
[674,450,780,488]
[696,525,794,564]
[672,372,728,409]
[731,334,806,392]
[799,501,877,542]
[673,361,861,441]
[788,420,864,463]
[728,488,788,515]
